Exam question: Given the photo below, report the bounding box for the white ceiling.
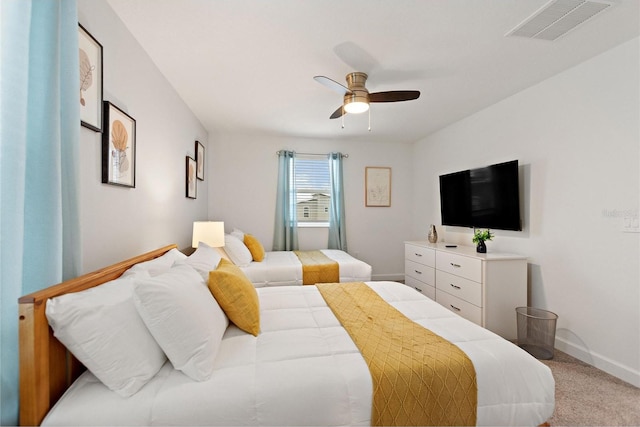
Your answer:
[106,0,639,144]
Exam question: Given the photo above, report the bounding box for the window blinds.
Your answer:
[294,156,331,223]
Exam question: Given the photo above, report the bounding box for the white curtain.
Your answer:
[0,1,81,423]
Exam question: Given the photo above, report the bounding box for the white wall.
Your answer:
[412,38,639,386]
[77,0,209,272]
[208,133,414,280]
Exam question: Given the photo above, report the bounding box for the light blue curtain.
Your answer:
[328,152,347,251]
[0,1,81,424]
[273,150,298,251]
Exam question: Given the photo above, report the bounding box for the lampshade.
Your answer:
[192,221,225,248]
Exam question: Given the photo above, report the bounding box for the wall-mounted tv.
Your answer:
[439,160,521,231]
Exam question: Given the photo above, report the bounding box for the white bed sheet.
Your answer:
[239,249,372,287]
[43,281,554,426]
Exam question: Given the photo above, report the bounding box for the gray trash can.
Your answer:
[516,307,558,360]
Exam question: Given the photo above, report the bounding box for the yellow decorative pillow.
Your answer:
[208,259,260,336]
[244,234,265,262]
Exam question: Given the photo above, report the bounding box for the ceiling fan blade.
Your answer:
[329,105,345,119]
[314,76,351,95]
[369,90,420,103]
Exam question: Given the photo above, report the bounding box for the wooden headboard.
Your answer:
[18,244,178,426]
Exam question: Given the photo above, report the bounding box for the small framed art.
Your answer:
[79,24,103,132]
[196,141,205,180]
[102,101,136,188]
[365,167,391,207]
[186,156,197,199]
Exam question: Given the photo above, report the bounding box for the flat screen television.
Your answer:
[439,160,521,231]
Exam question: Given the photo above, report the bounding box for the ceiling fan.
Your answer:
[313,72,420,119]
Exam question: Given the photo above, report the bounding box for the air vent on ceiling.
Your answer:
[506,0,613,41]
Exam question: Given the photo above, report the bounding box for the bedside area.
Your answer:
[404,241,527,340]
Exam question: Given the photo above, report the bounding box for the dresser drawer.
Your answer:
[436,290,482,325]
[436,251,482,282]
[404,244,435,267]
[405,276,435,300]
[405,260,435,285]
[436,270,482,306]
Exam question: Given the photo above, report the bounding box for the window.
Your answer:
[294,156,331,225]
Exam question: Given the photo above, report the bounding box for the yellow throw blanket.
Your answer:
[316,282,477,426]
[294,250,339,285]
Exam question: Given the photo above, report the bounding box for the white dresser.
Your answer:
[404,241,527,340]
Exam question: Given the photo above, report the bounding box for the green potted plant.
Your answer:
[472,228,493,253]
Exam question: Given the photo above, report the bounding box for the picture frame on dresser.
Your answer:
[79,24,103,132]
[101,101,136,188]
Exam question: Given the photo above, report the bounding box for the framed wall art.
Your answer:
[102,101,136,188]
[196,140,205,180]
[186,156,197,199]
[365,166,391,207]
[79,24,103,132]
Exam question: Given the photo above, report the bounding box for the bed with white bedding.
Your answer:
[19,244,554,426]
[220,231,371,286]
[238,249,372,287]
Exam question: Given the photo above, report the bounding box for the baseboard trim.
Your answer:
[555,336,640,387]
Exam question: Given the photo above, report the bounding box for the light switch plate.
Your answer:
[622,216,640,233]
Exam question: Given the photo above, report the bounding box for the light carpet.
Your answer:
[541,350,640,426]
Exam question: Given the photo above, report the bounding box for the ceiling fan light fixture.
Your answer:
[344,100,369,114]
[343,90,370,114]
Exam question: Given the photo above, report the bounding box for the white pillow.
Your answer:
[175,242,222,280]
[230,228,245,241]
[121,248,187,278]
[133,264,229,381]
[224,234,253,267]
[45,276,167,397]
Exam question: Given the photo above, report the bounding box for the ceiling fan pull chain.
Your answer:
[368,108,371,132]
[341,108,345,129]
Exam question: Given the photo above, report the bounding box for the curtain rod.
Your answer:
[276,150,349,158]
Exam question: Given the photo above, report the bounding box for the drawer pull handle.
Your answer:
[414,270,422,275]
[450,283,461,290]
[450,304,461,312]
[414,287,423,293]
[450,263,461,268]
[414,253,422,257]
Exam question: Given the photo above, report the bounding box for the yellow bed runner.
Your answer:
[294,250,339,285]
[316,282,477,426]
